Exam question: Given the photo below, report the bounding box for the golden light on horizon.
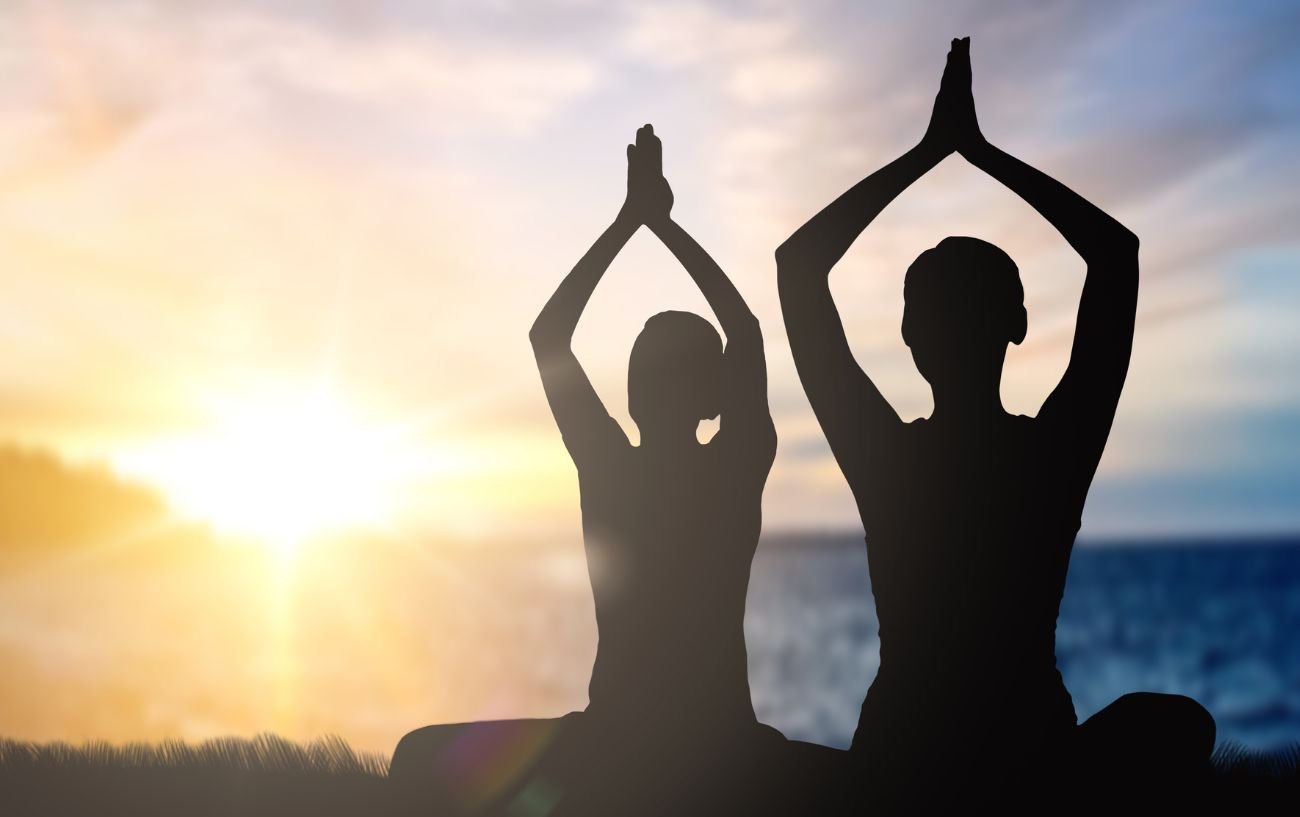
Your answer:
[112,387,418,557]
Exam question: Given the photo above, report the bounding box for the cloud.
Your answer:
[0,0,1296,535]
[0,2,602,176]
[201,12,601,134]
[0,1,612,446]
[621,3,793,67]
[620,2,831,106]
[0,444,168,555]
[695,1,1300,532]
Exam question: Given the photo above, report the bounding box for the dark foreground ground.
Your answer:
[0,734,1296,815]
[0,735,388,817]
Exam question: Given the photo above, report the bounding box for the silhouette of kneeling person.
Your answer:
[392,126,827,816]
[776,38,1215,810]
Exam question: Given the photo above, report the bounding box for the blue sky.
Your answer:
[0,0,1296,538]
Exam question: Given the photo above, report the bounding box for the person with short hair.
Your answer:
[527,124,817,815]
[776,38,1214,810]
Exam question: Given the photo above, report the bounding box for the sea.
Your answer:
[743,536,1300,751]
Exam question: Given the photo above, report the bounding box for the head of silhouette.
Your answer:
[628,310,723,442]
[902,237,1026,408]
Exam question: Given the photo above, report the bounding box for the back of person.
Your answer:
[777,37,1215,811]
[579,440,768,732]
[526,125,814,816]
[865,416,1073,678]
[857,415,1080,764]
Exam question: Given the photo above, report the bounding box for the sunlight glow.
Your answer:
[114,388,418,557]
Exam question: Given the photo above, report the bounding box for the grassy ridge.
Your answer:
[0,734,388,776]
[1210,741,1300,781]
[0,735,389,817]
[0,734,1296,815]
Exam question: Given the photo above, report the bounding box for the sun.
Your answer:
[116,388,414,557]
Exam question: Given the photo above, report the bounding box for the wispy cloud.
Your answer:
[0,0,1295,534]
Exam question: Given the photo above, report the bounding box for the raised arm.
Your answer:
[628,126,773,446]
[775,43,967,479]
[530,159,640,464]
[652,218,757,344]
[950,38,1139,464]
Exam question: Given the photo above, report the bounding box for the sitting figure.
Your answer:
[775,38,1215,811]
[392,125,834,817]
[530,125,776,749]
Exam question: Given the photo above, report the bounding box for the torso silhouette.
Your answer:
[529,125,779,749]
[768,38,1217,807]
[853,410,1088,748]
[501,126,823,816]
[570,424,775,733]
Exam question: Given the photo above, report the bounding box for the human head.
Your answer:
[902,236,1026,391]
[628,310,724,437]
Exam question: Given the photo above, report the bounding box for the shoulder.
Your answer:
[1014,411,1059,442]
[996,413,1039,445]
[897,416,929,442]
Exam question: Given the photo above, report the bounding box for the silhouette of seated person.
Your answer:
[392,126,833,816]
[776,38,1214,811]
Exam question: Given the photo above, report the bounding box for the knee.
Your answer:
[1110,692,1217,761]
[389,725,459,782]
[1164,695,1216,759]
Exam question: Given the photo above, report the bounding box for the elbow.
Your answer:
[1117,227,1140,257]
[1105,223,1140,259]
[775,251,802,295]
[1082,226,1140,269]
[1116,228,1141,286]
[729,311,763,343]
[530,320,575,359]
[774,242,793,272]
[774,240,802,277]
[776,241,831,287]
[776,257,819,302]
[528,321,556,352]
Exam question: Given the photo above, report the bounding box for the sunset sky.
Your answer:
[0,0,1298,757]
[1,0,1297,540]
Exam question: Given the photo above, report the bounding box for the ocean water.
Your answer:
[743,537,1300,751]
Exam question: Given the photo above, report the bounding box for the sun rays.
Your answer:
[113,386,421,559]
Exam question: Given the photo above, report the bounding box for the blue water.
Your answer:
[743,537,1300,751]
